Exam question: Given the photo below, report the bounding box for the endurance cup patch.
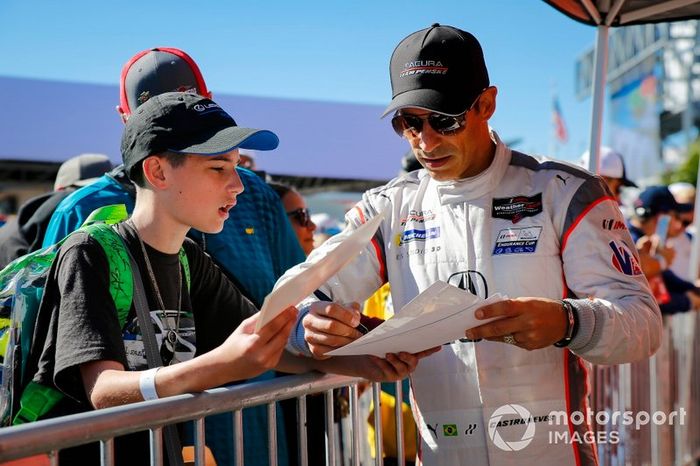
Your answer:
[492,194,543,224]
[493,226,542,255]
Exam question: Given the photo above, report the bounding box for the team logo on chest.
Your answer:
[491,193,543,224]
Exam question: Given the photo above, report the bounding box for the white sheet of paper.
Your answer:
[255,210,386,331]
[327,282,506,357]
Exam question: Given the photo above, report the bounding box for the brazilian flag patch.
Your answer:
[443,424,458,437]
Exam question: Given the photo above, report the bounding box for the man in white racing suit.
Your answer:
[277,24,661,465]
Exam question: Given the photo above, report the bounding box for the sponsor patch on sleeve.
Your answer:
[491,193,543,223]
[493,226,542,255]
[609,240,643,276]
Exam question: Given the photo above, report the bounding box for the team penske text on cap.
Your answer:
[383,23,489,117]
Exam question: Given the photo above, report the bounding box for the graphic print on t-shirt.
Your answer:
[123,310,196,370]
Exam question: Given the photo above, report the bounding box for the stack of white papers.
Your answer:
[327,281,506,357]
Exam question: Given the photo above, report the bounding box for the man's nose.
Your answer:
[416,123,441,153]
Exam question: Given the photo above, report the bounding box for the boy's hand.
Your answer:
[314,347,441,382]
[220,306,298,380]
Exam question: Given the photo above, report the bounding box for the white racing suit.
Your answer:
[279,134,661,465]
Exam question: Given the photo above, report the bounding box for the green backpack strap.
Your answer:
[81,204,129,228]
[82,223,133,327]
[178,248,190,291]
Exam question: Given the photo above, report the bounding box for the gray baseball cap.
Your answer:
[119,47,210,116]
[54,153,113,190]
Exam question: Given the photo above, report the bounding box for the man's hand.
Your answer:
[314,347,441,381]
[303,301,364,358]
[464,298,567,350]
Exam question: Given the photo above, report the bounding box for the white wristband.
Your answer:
[139,367,161,401]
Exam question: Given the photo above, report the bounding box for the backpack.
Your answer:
[0,204,190,426]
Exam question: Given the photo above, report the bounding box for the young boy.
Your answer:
[29,92,298,464]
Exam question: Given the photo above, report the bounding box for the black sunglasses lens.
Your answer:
[289,209,311,227]
[392,115,423,136]
[392,113,462,136]
[429,114,460,133]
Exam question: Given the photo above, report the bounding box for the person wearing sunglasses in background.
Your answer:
[268,182,317,256]
[275,24,661,465]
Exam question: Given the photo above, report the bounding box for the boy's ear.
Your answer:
[142,156,168,189]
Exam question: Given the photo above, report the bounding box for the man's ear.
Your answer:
[475,86,497,121]
[142,156,168,189]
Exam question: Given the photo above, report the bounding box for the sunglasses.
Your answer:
[390,90,485,138]
[391,112,467,137]
[287,208,312,227]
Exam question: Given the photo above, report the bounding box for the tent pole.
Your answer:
[587,24,610,174]
[689,22,700,282]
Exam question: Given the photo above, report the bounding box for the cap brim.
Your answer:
[677,202,694,213]
[381,88,469,118]
[169,127,279,155]
[621,178,638,188]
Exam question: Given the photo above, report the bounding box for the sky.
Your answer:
[0,0,600,163]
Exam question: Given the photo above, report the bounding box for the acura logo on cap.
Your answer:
[400,60,448,77]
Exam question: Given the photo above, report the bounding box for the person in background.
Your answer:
[239,153,257,170]
[41,47,305,466]
[268,182,317,256]
[667,182,697,283]
[0,153,112,268]
[267,181,325,466]
[628,186,700,313]
[580,146,637,203]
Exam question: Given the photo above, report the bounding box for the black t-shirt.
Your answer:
[29,222,257,465]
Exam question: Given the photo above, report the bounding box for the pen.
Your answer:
[313,289,370,335]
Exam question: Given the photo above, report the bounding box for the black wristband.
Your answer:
[554,300,576,348]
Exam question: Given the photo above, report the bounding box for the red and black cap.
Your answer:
[382,24,489,117]
[119,47,210,116]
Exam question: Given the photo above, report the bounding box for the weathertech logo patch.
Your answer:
[492,194,543,224]
[400,60,448,77]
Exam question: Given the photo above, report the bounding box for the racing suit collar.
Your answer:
[433,130,510,205]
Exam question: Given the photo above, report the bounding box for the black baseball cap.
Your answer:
[121,92,279,175]
[634,186,680,218]
[382,23,489,117]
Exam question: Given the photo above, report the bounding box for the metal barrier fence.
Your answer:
[0,373,408,466]
[591,312,700,466]
[1,313,700,466]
